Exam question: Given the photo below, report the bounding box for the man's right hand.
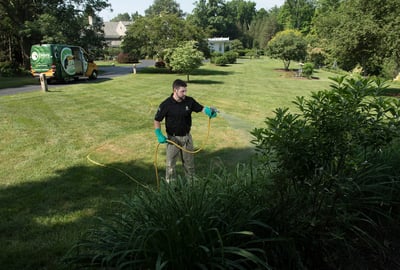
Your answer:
[155,128,167,143]
[204,106,218,118]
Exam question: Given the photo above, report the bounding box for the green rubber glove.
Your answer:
[204,106,217,118]
[155,128,167,143]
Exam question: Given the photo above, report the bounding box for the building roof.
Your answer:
[103,21,132,39]
[208,37,230,42]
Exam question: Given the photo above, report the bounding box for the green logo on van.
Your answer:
[61,48,75,75]
[31,51,39,61]
[30,46,51,63]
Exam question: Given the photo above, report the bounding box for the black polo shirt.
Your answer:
[155,94,203,136]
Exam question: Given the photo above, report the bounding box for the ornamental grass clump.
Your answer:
[64,166,277,270]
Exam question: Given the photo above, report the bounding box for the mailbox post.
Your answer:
[40,73,48,92]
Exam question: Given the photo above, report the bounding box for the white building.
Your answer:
[207,37,230,54]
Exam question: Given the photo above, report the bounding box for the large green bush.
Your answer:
[252,76,400,269]
[224,51,238,64]
[252,76,400,180]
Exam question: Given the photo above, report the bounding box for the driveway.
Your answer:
[0,60,155,96]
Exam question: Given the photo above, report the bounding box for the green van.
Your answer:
[30,44,98,82]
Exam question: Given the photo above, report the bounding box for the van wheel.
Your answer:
[89,70,98,80]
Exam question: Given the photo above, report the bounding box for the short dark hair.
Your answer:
[172,79,187,90]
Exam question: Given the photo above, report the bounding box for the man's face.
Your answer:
[174,86,187,101]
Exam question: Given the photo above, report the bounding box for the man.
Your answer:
[154,79,217,182]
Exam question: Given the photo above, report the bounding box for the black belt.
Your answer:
[168,133,188,137]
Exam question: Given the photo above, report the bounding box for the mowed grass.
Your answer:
[1,58,335,269]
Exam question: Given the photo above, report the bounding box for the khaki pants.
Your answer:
[166,134,194,182]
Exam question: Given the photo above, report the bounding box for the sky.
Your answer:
[99,0,285,21]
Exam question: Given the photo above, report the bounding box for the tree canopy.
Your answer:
[122,13,207,60]
[165,40,204,82]
[267,29,307,70]
[1,0,400,78]
[312,0,400,75]
[145,0,185,17]
[0,0,109,68]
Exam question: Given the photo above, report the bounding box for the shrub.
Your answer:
[302,62,314,78]
[210,51,222,64]
[155,60,166,68]
[381,57,399,80]
[307,47,326,67]
[235,49,248,57]
[0,61,22,76]
[252,76,400,180]
[245,50,260,59]
[117,53,138,63]
[251,76,400,269]
[214,55,229,66]
[224,51,238,64]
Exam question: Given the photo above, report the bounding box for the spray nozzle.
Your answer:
[210,107,219,113]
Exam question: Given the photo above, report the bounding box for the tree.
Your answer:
[0,0,110,69]
[249,7,283,49]
[226,0,256,29]
[110,13,132,22]
[225,0,257,45]
[165,40,204,82]
[145,0,185,17]
[122,14,206,59]
[278,0,316,34]
[189,0,258,46]
[312,0,400,76]
[190,0,227,37]
[0,0,42,66]
[266,29,307,70]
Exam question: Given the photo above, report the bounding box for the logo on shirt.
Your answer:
[185,106,189,111]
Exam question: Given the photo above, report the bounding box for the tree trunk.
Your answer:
[283,59,291,70]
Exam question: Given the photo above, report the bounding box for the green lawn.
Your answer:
[0,58,343,269]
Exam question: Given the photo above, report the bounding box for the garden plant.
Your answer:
[64,74,400,269]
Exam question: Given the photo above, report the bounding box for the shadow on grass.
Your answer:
[44,77,113,86]
[82,77,113,84]
[0,146,254,270]
[138,67,234,77]
[187,79,224,85]
[191,68,234,76]
[274,68,322,80]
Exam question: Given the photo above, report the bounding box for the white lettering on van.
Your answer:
[31,52,51,60]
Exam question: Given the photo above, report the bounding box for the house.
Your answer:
[207,37,230,54]
[103,21,132,47]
